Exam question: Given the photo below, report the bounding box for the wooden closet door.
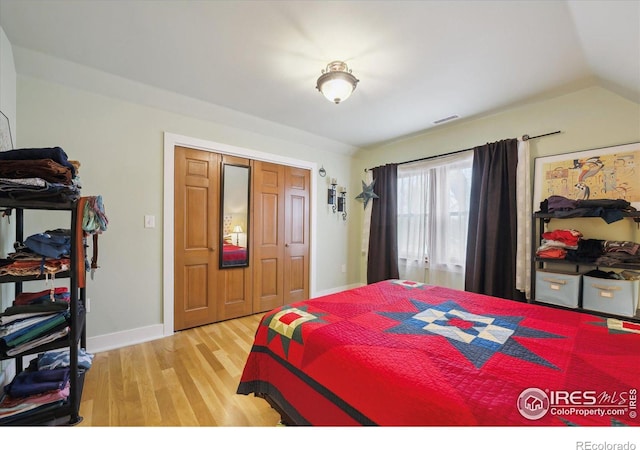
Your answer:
[174,146,219,331]
[217,155,253,321]
[252,161,285,313]
[284,166,310,304]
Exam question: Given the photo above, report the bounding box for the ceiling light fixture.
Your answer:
[316,61,359,104]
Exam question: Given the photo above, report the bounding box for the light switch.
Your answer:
[144,215,155,228]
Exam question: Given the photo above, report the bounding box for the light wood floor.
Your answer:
[78,313,280,426]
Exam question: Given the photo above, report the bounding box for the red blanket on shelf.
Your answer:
[237,280,640,426]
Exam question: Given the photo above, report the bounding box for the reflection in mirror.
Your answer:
[220,163,250,268]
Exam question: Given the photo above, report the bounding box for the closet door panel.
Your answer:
[183,265,208,309]
[217,268,252,320]
[218,154,253,320]
[260,193,279,245]
[288,256,305,292]
[186,187,208,248]
[260,258,279,296]
[174,146,219,330]
[284,166,310,304]
[289,195,305,244]
[252,161,285,313]
[176,151,311,325]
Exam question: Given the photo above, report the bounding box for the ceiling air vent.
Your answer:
[433,115,459,125]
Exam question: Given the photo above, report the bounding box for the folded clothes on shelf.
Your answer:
[0,147,81,202]
[0,311,69,352]
[24,229,71,259]
[539,195,637,223]
[13,287,70,306]
[37,348,94,371]
[3,367,70,399]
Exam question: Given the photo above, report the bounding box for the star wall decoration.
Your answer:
[355,179,379,209]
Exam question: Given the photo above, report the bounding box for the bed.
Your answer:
[222,243,247,265]
[237,279,640,426]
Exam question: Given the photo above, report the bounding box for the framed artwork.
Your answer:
[0,110,13,151]
[533,142,640,211]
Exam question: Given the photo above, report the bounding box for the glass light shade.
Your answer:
[316,61,359,104]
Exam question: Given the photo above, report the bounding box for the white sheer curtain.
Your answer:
[515,138,532,298]
[397,151,473,289]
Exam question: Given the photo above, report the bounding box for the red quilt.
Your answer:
[222,243,246,263]
[237,280,640,426]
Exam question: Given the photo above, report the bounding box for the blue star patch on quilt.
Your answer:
[379,299,564,369]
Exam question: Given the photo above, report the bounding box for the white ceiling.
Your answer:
[1,0,639,151]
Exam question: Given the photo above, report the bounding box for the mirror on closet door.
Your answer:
[220,163,250,269]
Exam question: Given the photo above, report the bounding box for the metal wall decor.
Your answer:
[0,110,13,152]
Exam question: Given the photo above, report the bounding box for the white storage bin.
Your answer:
[582,276,640,318]
[535,270,581,308]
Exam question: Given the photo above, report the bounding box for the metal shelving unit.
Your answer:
[0,199,87,425]
[530,210,640,323]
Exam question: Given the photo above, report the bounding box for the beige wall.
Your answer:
[0,25,17,385]
[16,75,359,344]
[353,85,640,283]
[0,25,16,305]
[9,44,640,350]
[355,86,640,166]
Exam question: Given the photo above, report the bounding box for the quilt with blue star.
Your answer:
[237,280,640,426]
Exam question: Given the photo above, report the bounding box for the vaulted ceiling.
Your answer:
[1,1,638,151]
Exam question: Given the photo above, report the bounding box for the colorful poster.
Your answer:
[533,142,640,210]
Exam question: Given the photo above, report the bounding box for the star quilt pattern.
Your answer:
[237,280,640,426]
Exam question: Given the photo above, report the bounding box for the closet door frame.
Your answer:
[162,132,317,337]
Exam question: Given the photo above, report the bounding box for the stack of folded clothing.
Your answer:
[0,287,71,357]
[536,229,582,259]
[539,195,637,224]
[597,240,640,266]
[0,146,81,202]
[535,227,640,266]
[0,348,94,423]
[36,347,94,371]
[0,367,70,421]
[0,347,93,422]
[0,229,72,278]
[565,238,607,263]
[551,236,640,265]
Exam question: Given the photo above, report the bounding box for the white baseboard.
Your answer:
[86,283,364,354]
[86,323,165,354]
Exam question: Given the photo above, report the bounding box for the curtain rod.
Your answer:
[364,130,562,172]
[364,147,472,172]
[521,130,561,141]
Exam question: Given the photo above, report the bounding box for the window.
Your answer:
[397,151,473,288]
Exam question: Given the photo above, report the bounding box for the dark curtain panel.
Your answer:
[367,164,399,284]
[464,138,524,301]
